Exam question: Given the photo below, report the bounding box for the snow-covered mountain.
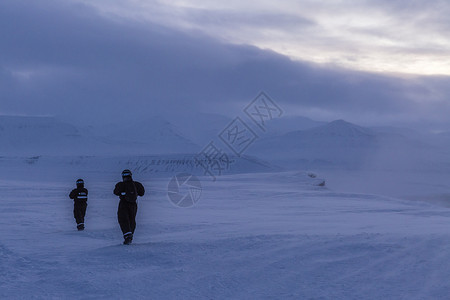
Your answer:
[167,112,233,146]
[2,115,449,173]
[91,116,200,155]
[249,118,450,172]
[251,119,379,169]
[0,116,100,156]
[0,116,200,156]
[264,115,326,136]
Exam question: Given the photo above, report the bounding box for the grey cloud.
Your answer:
[361,0,450,33]
[0,0,449,130]
[181,8,315,30]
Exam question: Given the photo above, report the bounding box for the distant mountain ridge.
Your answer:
[1,114,447,172]
[0,115,199,156]
[305,119,375,137]
[250,119,379,169]
[249,118,448,171]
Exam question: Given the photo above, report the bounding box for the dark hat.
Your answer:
[76,179,84,186]
[121,169,132,177]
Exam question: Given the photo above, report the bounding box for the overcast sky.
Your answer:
[1,0,449,130]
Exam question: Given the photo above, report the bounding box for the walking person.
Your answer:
[114,170,145,245]
[69,179,88,231]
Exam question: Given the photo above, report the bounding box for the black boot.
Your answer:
[77,223,85,231]
[123,233,133,245]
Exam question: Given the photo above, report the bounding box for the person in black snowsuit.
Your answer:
[69,179,88,231]
[114,170,145,245]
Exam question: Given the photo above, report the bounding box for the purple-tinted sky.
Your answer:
[81,0,450,76]
[1,0,449,130]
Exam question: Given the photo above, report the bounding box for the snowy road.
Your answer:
[1,172,450,299]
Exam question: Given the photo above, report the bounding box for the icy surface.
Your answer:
[2,115,450,298]
[1,171,450,299]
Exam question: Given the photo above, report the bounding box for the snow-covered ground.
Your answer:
[2,170,450,299]
[2,115,450,298]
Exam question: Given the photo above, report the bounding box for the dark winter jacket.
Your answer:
[69,187,88,202]
[114,179,145,203]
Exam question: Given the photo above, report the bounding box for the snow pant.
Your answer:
[73,201,87,225]
[117,201,137,237]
